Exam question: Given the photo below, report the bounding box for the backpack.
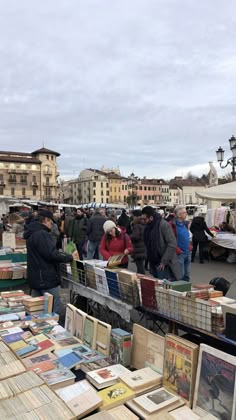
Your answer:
[209,277,231,296]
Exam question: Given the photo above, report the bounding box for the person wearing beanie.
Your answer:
[24,209,78,314]
[99,220,133,268]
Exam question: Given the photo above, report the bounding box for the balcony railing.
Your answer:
[32,182,38,187]
[0,180,5,185]
[8,179,17,183]
[43,182,56,187]
[43,170,53,176]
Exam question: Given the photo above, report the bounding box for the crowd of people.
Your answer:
[0,204,230,314]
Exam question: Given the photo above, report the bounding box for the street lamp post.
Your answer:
[216,135,236,181]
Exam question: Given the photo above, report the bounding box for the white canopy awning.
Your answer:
[196,181,236,201]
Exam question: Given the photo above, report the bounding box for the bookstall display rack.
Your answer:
[60,263,134,325]
[0,251,27,291]
[61,261,236,354]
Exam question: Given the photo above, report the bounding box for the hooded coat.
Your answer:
[24,222,73,290]
[130,217,146,259]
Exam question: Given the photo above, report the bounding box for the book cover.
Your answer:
[83,315,97,349]
[32,313,59,323]
[131,324,165,374]
[65,304,75,336]
[97,382,135,411]
[2,330,32,344]
[107,254,125,267]
[58,351,83,369]
[134,387,179,414]
[29,360,59,374]
[56,379,102,419]
[16,344,39,358]
[25,333,55,354]
[119,367,162,391]
[193,344,236,420]
[86,364,129,387]
[163,334,199,407]
[40,367,76,387]
[80,357,114,373]
[46,325,73,341]
[74,307,86,341]
[54,336,82,349]
[105,269,121,300]
[85,263,97,290]
[96,320,111,356]
[95,267,109,295]
[22,352,57,368]
[110,328,132,367]
[140,277,158,309]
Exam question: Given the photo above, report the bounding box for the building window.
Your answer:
[122,185,124,190]
[0,186,4,194]
[101,190,104,196]
[114,187,116,192]
[93,182,96,187]
[144,195,147,200]
[106,190,109,196]
[93,190,96,195]
[101,182,103,188]
[101,198,104,203]
[11,187,15,196]
[22,188,26,196]
[144,186,147,191]
[0,174,3,181]
[106,198,109,203]
[139,186,142,190]
[106,183,109,188]
[33,175,36,182]
[20,175,27,183]
[46,155,49,160]
[51,156,53,160]
[46,177,49,185]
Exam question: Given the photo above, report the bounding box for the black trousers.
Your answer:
[135,258,145,274]
[192,240,207,262]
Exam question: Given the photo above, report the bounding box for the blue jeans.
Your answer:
[31,287,61,314]
[87,240,103,260]
[177,252,191,281]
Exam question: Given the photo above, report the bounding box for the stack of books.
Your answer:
[23,292,53,315]
[86,364,130,389]
[119,367,162,395]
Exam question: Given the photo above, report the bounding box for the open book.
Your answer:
[96,254,125,269]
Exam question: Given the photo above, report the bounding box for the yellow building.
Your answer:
[0,147,60,201]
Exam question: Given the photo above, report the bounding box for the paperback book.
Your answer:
[56,379,103,419]
[40,367,76,390]
[131,324,165,374]
[86,363,130,389]
[97,382,135,411]
[163,334,199,407]
[133,387,180,414]
[193,343,236,420]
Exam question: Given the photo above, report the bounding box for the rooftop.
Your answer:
[32,147,60,157]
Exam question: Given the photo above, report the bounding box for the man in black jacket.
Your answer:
[86,208,107,259]
[24,210,78,313]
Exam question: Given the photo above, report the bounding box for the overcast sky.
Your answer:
[0,0,236,180]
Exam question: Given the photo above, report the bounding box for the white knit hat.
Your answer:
[103,220,117,233]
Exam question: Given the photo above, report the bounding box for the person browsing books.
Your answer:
[99,220,133,268]
[24,209,78,314]
[142,206,181,281]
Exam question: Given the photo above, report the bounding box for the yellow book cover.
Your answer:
[98,382,135,410]
[9,340,28,351]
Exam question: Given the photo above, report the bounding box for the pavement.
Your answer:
[129,259,236,299]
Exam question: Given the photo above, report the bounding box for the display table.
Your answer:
[64,278,133,322]
[212,233,236,250]
[0,253,27,263]
[0,278,28,290]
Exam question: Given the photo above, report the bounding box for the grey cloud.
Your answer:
[0,0,236,179]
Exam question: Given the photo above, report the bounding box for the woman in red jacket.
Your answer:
[99,220,133,268]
